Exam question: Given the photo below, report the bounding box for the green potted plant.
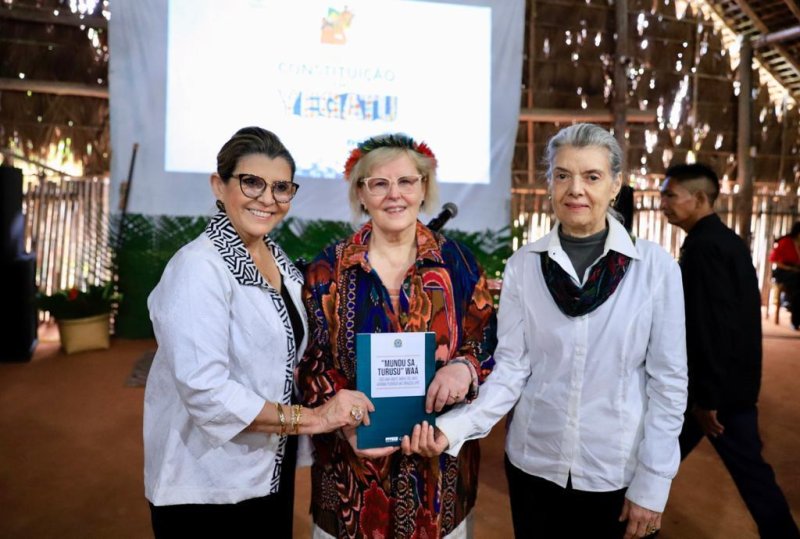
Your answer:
[36,282,121,354]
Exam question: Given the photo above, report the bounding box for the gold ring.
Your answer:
[646,526,658,535]
[350,405,363,423]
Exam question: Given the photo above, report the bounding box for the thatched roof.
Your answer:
[0,1,109,175]
[1,0,799,187]
[515,0,800,187]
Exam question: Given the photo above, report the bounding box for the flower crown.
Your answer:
[343,133,437,180]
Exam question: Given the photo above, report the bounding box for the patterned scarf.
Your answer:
[540,247,632,317]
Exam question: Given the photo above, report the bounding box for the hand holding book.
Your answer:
[400,420,450,457]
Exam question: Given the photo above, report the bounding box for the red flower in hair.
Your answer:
[415,142,437,166]
[344,134,438,182]
[344,148,362,180]
[67,287,80,301]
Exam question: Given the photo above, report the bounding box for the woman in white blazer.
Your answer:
[144,127,374,538]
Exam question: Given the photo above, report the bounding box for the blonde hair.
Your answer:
[346,145,439,222]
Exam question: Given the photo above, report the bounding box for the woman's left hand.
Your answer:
[343,425,399,459]
[400,421,449,457]
[619,498,662,538]
[425,360,473,413]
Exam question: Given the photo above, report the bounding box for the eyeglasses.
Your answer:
[359,175,425,197]
[232,174,299,203]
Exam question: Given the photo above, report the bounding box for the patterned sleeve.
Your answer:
[448,241,497,383]
[296,246,349,407]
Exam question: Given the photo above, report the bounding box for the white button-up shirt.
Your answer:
[144,214,308,506]
[438,217,687,512]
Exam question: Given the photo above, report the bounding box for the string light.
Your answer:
[669,76,689,129]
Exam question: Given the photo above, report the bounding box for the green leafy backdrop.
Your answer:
[115,214,513,338]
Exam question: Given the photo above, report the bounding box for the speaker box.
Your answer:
[0,167,38,362]
[0,166,24,260]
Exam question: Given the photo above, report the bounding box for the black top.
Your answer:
[280,281,304,352]
[679,213,762,411]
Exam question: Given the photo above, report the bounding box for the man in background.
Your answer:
[660,163,798,539]
[769,221,800,330]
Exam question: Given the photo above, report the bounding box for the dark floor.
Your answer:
[0,310,798,538]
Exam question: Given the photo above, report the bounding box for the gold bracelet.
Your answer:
[291,404,302,434]
[275,402,286,436]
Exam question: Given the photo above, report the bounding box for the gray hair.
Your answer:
[544,123,624,221]
[544,123,623,180]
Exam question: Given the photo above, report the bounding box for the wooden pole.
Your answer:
[519,108,656,123]
[614,0,629,177]
[0,8,107,29]
[0,78,108,99]
[527,0,537,189]
[737,39,754,247]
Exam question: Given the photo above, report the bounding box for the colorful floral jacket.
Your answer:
[297,221,496,538]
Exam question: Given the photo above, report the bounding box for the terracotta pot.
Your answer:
[57,313,111,354]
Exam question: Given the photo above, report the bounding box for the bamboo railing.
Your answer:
[22,173,112,305]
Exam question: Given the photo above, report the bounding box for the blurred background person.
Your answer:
[660,163,800,539]
[769,221,800,330]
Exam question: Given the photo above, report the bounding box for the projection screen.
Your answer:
[110,0,524,232]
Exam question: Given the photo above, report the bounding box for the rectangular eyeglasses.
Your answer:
[359,175,424,197]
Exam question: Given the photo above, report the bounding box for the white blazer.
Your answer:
[144,214,308,506]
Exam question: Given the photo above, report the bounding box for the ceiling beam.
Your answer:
[0,7,107,29]
[0,78,108,99]
[753,25,800,47]
[780,0,800,23]
[727,0,800,98]
[519,108,656,123]
[732,0,769,33]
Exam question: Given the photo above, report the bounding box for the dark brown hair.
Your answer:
[216,127,296,181]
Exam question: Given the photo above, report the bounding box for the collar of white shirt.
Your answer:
[527,215,641,261]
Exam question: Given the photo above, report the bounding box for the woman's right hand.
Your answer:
[313,389,375,433]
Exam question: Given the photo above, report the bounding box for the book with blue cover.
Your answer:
[355,331,436,449]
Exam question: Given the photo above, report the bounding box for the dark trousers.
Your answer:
[773,268,800,327]
[504,455,628,538]
[149,435,298,539]
[680,406,799,539]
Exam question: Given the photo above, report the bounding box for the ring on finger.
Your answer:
[350,405,363,423]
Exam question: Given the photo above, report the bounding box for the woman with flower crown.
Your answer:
[296,133,497,538]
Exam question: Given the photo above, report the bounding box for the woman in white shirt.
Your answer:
[144,127,375,538]
[407,123,688,539]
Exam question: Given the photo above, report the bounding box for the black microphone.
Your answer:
[427,202,458,232]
